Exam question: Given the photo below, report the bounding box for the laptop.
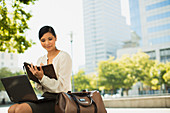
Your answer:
[0,75,50,103]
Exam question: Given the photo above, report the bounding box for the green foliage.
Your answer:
[87,74,98,91]
[72,70,100,92]
[131,52,156,89]
[16,0,37,5]
[98,57,126,94]
[97,51,169,95]
[0,67,24,90]
[163,71,170,85]
[149,62,168,90]
[73,51,169,95]
[163,62,170,85]
[118,55,138,93]
[73,70,90,92]
[0,0,37,53]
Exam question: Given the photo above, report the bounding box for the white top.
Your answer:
[35,51,72,93]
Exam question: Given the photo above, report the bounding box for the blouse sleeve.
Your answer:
[38,52,72,93]
[34,56,44,91]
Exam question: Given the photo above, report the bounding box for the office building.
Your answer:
[118,0,170,62]
[129,0,142,44]
[83,0,130,74]
[129,0,170,47]
[0,52,19,72]
[116,0,170,96]
[117,43,170,62]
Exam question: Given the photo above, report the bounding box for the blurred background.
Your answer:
[0,0,170,108]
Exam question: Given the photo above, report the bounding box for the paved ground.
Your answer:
[106,108,170,113]
[0,106,170,113]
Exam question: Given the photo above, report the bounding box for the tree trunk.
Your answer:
[110,89,114,95]
[165,83,168,93]
[125,89,129,96]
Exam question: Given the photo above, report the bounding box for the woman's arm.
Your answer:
[38,52,72,93]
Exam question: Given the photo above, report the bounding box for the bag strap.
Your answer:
[91,98,97,113]
[70,94,80,113]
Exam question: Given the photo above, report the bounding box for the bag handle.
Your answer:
[70,94,97,113]
[71,94,93,107]
[67,91,97,113]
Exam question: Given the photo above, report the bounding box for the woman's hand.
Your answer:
[28,63,44,80]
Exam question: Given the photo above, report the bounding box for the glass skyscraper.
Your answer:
[129,0,142,40]
[127,0,170,62]
[83,0,130,74]
[129,0,170,47]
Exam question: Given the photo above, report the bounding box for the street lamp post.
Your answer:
[70,32,75,92]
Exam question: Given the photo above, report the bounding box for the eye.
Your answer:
[48,37,53,40]
[41,39,45,42]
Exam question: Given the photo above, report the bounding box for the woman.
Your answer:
[8,26,72,113]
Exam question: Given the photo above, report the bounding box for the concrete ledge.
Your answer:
[103,96,170,108]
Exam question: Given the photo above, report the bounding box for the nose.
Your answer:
[45,40,49,45]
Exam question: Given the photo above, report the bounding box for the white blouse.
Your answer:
[35,51,72,93]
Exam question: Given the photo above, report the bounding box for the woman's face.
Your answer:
[40,32,57,52]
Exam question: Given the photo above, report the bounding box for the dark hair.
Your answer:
[39,26,56,39]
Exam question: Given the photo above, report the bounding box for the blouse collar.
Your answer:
[45,50,62,64]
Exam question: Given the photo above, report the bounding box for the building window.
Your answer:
[147,12,170,22]
[148,35,170,45]
[146,0,170,11]
[145,51,156,60]
[148,24,170,33]
[160,48,170,62]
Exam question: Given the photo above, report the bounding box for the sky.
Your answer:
[18,0,130,73]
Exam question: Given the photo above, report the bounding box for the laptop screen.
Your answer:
[1,75,38,103]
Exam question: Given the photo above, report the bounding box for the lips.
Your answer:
[46,46,52,49]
